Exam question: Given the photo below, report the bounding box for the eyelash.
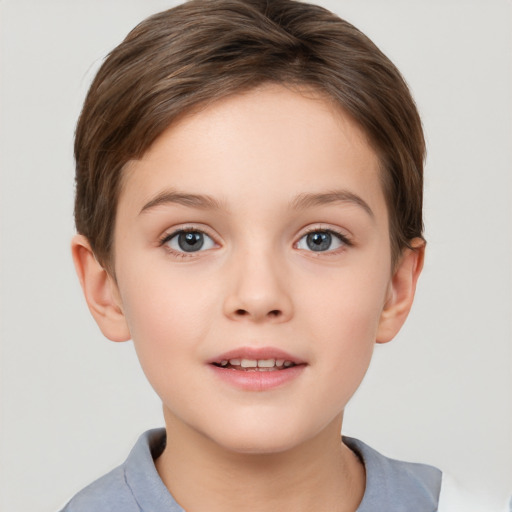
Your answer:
[158,226,353,258]
[159,227,217,259]
[296,227,353,254]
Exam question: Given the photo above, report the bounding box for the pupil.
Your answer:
[178,232,204,252]
[307,232,331,251]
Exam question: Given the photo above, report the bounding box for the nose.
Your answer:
[222,248,293,323]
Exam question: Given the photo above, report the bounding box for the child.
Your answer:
[62,0,460,510]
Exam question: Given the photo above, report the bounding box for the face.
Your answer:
[111,84,397,454]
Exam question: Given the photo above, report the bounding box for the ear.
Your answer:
[376,238,425,344]
[71,234,131,342]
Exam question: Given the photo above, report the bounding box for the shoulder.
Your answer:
[59,464,136,512]
[59,429,177,512]
[344,437,442,512]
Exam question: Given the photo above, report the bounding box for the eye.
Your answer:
[296,229,348,252]
[163,229,216,253]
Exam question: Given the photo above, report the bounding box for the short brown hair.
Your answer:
[74,0,425,273]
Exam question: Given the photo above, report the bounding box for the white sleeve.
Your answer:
[438,473,511,512]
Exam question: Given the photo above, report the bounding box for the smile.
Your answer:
[208,347,306,391]
[213,358,297,371]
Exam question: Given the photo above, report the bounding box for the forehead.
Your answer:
[120,84,386,221]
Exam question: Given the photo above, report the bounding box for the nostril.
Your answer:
[233,308,281,318]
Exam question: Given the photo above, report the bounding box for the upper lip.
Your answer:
[208,346,306,365]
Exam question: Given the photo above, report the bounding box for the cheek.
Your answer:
[297,263,389,390]
[116,263,219,368]
[116,270,215,411]
[299,263,389,340]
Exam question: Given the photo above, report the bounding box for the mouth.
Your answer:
[209,347,306,372]
[208,348,306,391]
[212,358,299,372]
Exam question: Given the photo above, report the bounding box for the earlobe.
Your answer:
[71,235,131,342]
[376,239,425,344]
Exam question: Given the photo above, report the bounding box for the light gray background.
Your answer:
[1,1,511,511]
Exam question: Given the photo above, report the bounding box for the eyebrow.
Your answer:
[139,188,374,218]
[140,190,224,214]
[291,190,374,218]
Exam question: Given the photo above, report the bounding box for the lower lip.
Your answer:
[209,364,305,391]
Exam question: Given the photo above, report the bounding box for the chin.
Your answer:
[217,435,301,456]
[206,418,318,456]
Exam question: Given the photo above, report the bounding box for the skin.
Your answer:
[72,84,424,512]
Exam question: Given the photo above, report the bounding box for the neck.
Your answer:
[155,411,365,512]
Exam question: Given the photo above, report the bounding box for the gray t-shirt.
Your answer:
[60,428,441,511]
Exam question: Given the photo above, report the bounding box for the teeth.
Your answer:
[224,358,295,369]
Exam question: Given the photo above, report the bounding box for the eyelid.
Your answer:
[157,223,352,257]
[159,222,217,241]
[159,225,219,256]
[295,225,353,252]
